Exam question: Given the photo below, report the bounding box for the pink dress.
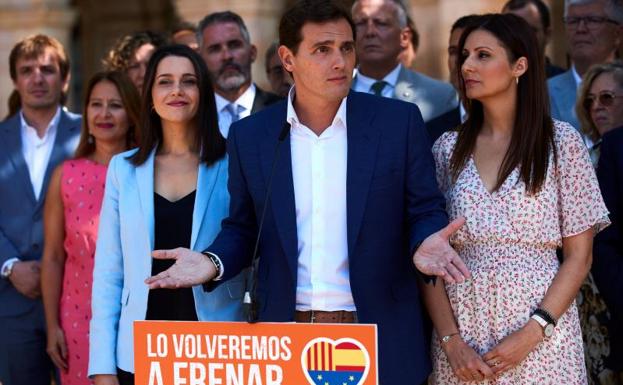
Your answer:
[59,158,107,385]
[430,121,610,385]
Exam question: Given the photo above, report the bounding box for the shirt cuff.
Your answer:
[204,252,224,281]
[1,257,20,279]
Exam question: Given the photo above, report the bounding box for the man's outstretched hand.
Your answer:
[145,248,217,289]
[413,217,470,284]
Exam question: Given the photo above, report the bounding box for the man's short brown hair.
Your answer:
[9,34,70,81]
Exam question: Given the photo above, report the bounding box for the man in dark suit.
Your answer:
[594,126,623,381]
[147,1,470,384]
[0,35,80,385]
[197,11,281,138]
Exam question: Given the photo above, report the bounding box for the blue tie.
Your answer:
[226,103,242,122]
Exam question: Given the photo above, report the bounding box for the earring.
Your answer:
[515,77,519,85]
[87,134,95,144]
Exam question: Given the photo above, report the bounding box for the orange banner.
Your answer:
[134,321,378,385]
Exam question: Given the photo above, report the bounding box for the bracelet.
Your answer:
[440,332,460,344]
[202,252,222,279]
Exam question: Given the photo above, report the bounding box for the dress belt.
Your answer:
[294,310,356,324]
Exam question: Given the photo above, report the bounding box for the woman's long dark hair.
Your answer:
[450,13,555,195]
[129,44,225,166]
[75,71,140,159]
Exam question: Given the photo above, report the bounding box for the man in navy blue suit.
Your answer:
[0,35,80,385]
[147,1,469,383]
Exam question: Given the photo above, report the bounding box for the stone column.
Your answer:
[0,0,76,118]
[174,0,288,90]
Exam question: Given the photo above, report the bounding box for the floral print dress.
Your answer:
[430,121,610,385]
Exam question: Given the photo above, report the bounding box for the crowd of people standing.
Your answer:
[0,0,622,384]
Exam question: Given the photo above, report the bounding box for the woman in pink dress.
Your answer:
[40,71,139,385]
[422,14,610,384]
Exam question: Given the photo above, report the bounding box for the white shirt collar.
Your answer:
[459,102,468,123]
[20,106,62,143]
[571,65,582,89]
[214,83,257,113]
[286,86,347,135]
[354,63,402,91]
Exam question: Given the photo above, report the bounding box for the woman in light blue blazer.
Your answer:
[88,45,246,385]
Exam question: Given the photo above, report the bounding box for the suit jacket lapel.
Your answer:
[136,149,156,250]
[38,110,79,206]
[251,86,264,114]
[3,114,36,204]
[190,160,221,250]
[346,93,381,257]
[260,111,298,280]
[394,66,418,103]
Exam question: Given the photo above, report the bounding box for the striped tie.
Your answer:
[226,103,242,122]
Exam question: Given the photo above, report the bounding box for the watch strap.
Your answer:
[531,313,548,328]
[533,308,557,326]
[1,257,19,279]
[202,252,223,281]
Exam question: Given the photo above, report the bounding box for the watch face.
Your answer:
[544,324,555,337]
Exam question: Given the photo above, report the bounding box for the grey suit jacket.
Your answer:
[0,109,80,317]
[393,66,458,123]
[548,70,580,131]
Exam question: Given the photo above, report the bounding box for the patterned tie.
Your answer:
[225,103,242,122]
[370,80,388,96]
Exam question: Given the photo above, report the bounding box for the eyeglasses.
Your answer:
[563,16,620,29]
[583,91,623,110]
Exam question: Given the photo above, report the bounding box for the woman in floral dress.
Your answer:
[420,14,610,384]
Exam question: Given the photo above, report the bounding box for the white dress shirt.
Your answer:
[352,63,402,98]
[215,84,256,138]
[571,65,582,88]
[20,106,61,200]
[459,102,468,123]
[286,87,355,312]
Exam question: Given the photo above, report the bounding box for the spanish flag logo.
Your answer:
[301,338,369,385]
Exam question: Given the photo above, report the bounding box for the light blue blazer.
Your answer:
[548,69,580,131]
[88,148,246,376]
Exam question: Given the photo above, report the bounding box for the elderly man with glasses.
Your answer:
[548,0,622,135]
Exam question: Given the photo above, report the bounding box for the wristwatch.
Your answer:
[1,258,19,279]
[531,308,557,338]
[201,252,222,280]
